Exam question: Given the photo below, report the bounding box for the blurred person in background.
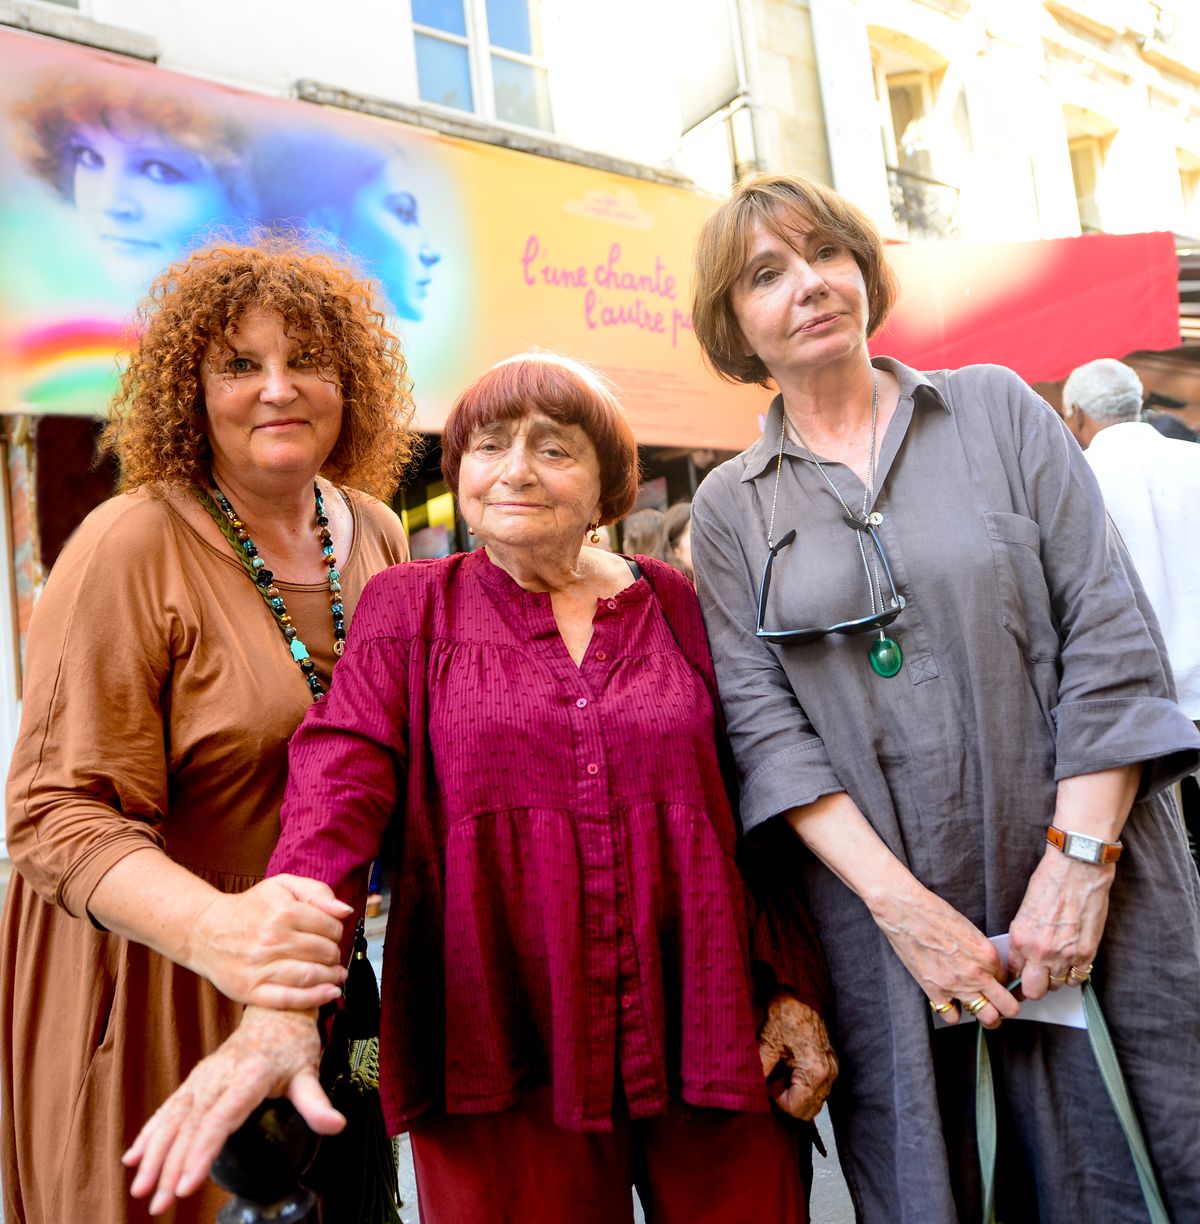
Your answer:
[1143,390,1199,443]
[663,501,694,581]
[1063,357,1200,863]
[620,506,668,560]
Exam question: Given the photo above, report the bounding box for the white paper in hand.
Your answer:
[931,933,1087,1030]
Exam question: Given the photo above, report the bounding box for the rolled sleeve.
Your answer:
[1010,377,1200,789]
[692,473,844,833]
[1053,698,1200,797]
[740,740,844,834]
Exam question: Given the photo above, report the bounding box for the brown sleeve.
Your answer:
[7,496,177,920]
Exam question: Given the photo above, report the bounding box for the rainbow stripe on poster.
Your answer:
[6,318,131,411]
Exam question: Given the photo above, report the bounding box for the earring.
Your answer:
[588,524,601,544]
[467,526,476,536]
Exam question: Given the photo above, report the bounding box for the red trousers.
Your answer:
[409,1085,811,1223]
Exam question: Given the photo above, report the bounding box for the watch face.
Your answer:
[1063,832,1103,863]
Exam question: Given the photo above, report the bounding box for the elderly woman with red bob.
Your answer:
[126,353,837,1223]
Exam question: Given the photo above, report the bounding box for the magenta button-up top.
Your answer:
[269,549,818,1133]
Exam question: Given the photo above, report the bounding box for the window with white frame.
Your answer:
[1180,154,1200,235]
[412,0,552,132]
[1068,135,1107,232]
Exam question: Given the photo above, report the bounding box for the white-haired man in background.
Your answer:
[1063,356,1200,858]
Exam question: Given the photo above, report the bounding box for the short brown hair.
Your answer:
[102,237,417,499]
[691,173,897,387]
[440,354,639,525]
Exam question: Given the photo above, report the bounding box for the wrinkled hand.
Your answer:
[874,883,1019,1029]
[123,1006,342,1215]
[758,993,838,1120]
[188,875,351,1008]
[1008,851,1114,1000]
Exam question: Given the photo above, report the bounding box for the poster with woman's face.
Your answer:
[0,28,468,422]
[0,25,766,449]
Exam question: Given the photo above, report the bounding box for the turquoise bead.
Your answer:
[290,639,309,662]
[869,636,903,678]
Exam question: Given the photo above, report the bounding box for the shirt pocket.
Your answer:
[983,511,1059,663]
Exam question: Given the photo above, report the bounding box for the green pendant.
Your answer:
[869,635,903,678]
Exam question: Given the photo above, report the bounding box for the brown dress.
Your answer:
[0,485,408,1224]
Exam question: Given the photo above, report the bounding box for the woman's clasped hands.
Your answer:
[874,879,1020,1030]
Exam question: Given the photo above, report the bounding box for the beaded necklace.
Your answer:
[196,480,345,702]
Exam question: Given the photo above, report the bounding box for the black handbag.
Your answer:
[302,918,402,1223]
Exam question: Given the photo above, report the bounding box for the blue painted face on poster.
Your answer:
[253,130,443,322]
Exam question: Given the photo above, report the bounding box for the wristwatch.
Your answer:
[1045,825,1123,864]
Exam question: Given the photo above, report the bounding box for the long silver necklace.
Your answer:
[767,374,903,678]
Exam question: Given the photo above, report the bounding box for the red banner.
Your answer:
[873,231,1180,384]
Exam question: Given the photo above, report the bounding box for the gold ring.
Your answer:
[1049,973,1069,984]
[1068,963,1093,984]
[965,996,989,1016]
[929,1000,955,1015]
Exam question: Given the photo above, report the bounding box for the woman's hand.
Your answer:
[784,794,1020,1028]
[758,992,838,1119]
[123,1005,343,1215]
[1008,766,1136,999]
[872,881,1020,1029]
[187,876,352,1008]
[1007,851,1114,999]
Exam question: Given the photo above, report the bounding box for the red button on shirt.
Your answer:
[576,698,588,709]
[605,600,618,610]
[596,650,608,660]
[621,994,634,1010]
[586,763,598,775]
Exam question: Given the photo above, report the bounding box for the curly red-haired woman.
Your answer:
[0,238,414,1223]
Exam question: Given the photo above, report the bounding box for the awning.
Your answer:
[1178,234,1200,347]
[871,231,1181,385]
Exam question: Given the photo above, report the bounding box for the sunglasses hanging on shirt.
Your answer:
[758,376,906,678]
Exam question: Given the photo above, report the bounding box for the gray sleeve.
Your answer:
[691,472,845,832]
[1008,375,1200,794]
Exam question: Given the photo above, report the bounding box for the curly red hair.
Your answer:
[102,237,417,498]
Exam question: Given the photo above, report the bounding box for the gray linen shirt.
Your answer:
[692,358,1200,1223]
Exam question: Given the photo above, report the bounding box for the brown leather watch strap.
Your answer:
[1046,825,1123,864]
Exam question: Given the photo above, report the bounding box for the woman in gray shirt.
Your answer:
[689,172,1200,1222]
